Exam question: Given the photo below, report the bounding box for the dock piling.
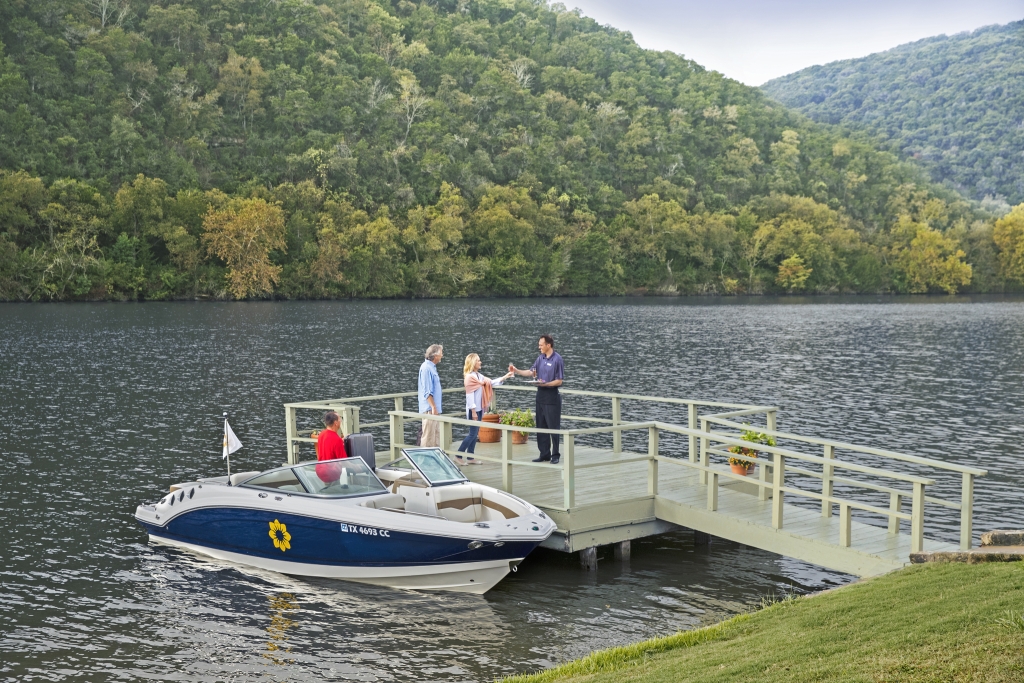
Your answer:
[579,546,598,571]
[614,540,631,562]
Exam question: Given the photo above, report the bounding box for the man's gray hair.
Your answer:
[425,344,443,360]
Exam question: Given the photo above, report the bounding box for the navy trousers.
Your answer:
[535,397,562,459]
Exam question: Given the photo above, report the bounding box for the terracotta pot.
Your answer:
[512,431,528,445]
[730,463,752,476]
[478,413,502,443]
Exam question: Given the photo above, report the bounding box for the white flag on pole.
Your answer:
[223,420,242,459]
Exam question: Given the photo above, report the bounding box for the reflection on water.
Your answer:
[1,297,1022,681]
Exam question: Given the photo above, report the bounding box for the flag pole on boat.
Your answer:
[223,412,242,479]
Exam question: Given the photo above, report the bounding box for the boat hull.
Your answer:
[148,533,519,593]
[136,505,541,594]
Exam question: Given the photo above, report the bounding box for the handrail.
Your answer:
[284,387,983,555]
[703,415,987,477]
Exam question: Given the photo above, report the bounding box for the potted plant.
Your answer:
[478,393,502,443]
[727,427,776,476]
[499,408,535,445]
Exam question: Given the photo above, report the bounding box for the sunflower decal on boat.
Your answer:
[269,519,291,552]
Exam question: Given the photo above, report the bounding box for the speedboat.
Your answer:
[134,447,555,593]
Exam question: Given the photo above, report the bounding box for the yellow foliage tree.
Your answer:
[891,216,972,294]
[776,254,812,291]
[993,203,1024,285]
[202,198,285,298]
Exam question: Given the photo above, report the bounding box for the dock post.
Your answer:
[340,405,360,435]
[771,454,785,529]
[614,540,631,562]
[647,426,659,496]
[707,472,719,511]
[442,419,453,452]
[839,503,851,547]
[821,444,835,517]
[688,402,698,463]
[612,397,622,453]
[888,492,902,534]
[392,398,404,460]
[579,546,598,571]
[563,433,575,509]
[960,472,974,550]
[501,428,513,492]
[389,412,403,461]
[699,419,710,485]
[285,405,298,465]
[911,481,925,553]
[758,456,771,501]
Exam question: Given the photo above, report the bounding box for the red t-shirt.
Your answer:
[316,429,347,482]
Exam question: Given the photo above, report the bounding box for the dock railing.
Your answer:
[284,388,985,558]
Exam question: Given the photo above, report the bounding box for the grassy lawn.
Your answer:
[504,563,1024,683]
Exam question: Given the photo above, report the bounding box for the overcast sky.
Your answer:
[566,0,1024,85]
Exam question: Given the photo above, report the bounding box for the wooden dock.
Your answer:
[283,387,984,578]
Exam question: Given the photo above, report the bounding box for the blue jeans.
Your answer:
[457,409,483,455]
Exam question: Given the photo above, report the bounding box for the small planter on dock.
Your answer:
[478,413,501,443]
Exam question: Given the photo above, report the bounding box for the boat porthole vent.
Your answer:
[467,540,484,550]
[258,492,268,499]
[474,522,490,528]
[188,489,194,499]
[178,491,184,502]
[168,497,174,506]
[494,541,505,547]
[159,498,166,505]
[275,496,282,501]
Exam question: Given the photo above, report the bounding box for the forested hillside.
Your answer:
[0,0,1021,301]
[762,21,1024,207]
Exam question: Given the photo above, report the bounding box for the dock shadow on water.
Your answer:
[2,297,1021,681]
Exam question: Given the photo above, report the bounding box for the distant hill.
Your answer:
[762,21,1024,206]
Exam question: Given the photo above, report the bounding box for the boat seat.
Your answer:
[229,471,261,486]
[359,493,406,510]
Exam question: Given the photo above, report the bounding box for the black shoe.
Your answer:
[550,457,560,465]
[532,456,551,462]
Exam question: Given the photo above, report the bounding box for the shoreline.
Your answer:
[500,563,1024,683]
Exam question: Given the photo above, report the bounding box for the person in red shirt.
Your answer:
[315,411,348,483]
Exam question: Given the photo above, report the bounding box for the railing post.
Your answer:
[758,454,771,501]
[766,409,777,433]
[284,405,298,465]
[707,471,719,511]
[563,433,575,509]
[688,402,697,463]
[442,419,453,452]
[821,444,835,517]
[647,426,659,496]
[911,481,925,553]
[392,397,405,460]
[612,397,622,453]
[771,453,785,529]
[389,412,405,461]
[340,405,360,436]
[839,503,851,547]
[699,418,710,485]
[960,472,974,550]
[888,492,903,535]
[501,427,513,493]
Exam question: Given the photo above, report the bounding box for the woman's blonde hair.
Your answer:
[463,353,480,376]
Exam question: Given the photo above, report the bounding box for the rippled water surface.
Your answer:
[2,297,1023,682]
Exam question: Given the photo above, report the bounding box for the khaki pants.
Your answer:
[419,413,440,448]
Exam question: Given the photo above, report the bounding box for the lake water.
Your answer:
[2,297,1022,682]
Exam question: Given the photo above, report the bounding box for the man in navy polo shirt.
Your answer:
[510,334,565,464]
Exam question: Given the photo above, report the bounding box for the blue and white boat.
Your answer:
[134,448,555,593]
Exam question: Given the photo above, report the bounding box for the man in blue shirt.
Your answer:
[418,344,444,447]
[510,335,565,464]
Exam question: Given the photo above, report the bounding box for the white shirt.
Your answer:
[466,372,504,413]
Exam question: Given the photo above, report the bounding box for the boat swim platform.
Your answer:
[284,387,985,579]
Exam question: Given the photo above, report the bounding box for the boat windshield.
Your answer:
[402,448,468,485]
[243,458,386,498]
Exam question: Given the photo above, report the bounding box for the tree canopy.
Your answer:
[0,0,1019,300]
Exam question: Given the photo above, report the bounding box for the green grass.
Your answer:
[503,564,1024,683]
